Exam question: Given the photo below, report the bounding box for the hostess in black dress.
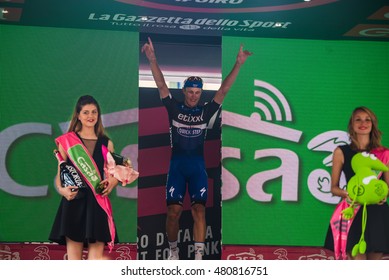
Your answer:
[49,135,119,246]
[324,145,389,254]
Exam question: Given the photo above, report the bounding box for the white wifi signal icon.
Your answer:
[222,79,302,142]
[254,80,292,121]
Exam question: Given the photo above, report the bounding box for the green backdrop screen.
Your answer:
[0,25,138,243]
[221,36,389,246]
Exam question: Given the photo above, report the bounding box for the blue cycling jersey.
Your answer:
[162,93,221,157]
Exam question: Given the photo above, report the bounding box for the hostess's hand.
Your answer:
[99,176,119,197]
[377,197,387,205]
[58,186,79,201]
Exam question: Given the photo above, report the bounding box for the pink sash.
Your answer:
[330,199,359,260]
[372,147,389,178]
[55,132,115,252]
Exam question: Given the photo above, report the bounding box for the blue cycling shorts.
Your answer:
[165,156,208,206]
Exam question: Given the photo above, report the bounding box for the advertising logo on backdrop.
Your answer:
[93,0,340,34]
[224,246,335,260]
[87,1,388,39]
[222,79,349,205]
[138,226,219,260]
[0,243,136,260]
[88,13,292,33]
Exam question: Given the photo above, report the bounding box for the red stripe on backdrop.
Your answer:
[204,139,221,167]
[0,243,137,260]
[138,179,214,217]
[138,140,221,177]
[221,245,336,260]
[139,107,170,136]
[138,146,171,177]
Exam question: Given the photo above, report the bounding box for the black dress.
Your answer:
[324,145,389,254]
[49,135,119,246]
